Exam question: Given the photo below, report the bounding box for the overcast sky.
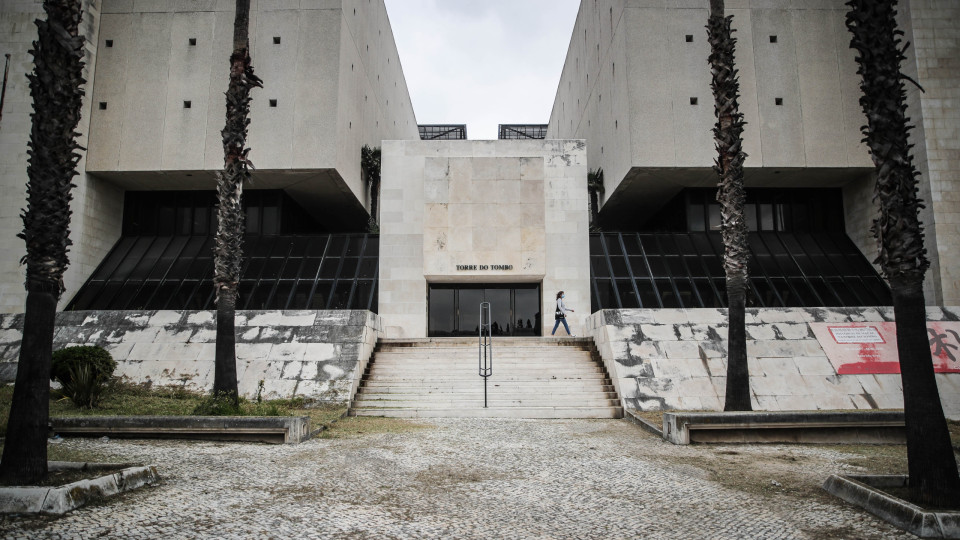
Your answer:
[383,0,581,140]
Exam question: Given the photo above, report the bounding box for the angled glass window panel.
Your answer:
[353,280,374,310]
[666,256,685,275]
[305,236,329,257]
[299,258,322,280]
[319,257,340,279]
[621,234,642,255]
[170,236,207,275]
[130,237,172,280]
[658,236,680,256]
[330,281,353,309]
[708,205,721,231]
[809,279,842,307]
[193,205,210,235]
[639,235,660,256]
[759,203,774,230]
[148,236,188,280]
[628,256,650,278]
[267,281,294,309]
[646,256,667,277]
[189,280,214,310]
[68,281,105,311]
[242,257,266,280]
[289,236,311,258]
[609,256,630,277]
[591,256,610,278]
[310,281,333,309]
[171,280,200,309]
[280,257,302,280]
[90,282,123,310]
[128,282,160,310]
[246,236,274,257]
[245,205,261,234]
[176,206,191,235]
[363,237,379,257]
[694,279,720,308]
[358,258,378,278]
[674,279,696,308]
[150,280,181,310]
[184,242,214,279]
[246,282,273,309]
[595,279,617,309]
[289,280,314,309]
[262,205,279,235]
[429,287,455,335]
[635,279,659,308]
[114,237,155,278]
[345,236,364,256]
[589,235,603,253]
[829,277,860,305]
[787,278,820,306]
[370,280,378,313]
[268,236,295,257]
[844,278,875,306]
[751,277,778,307]
[91,237,136,280]
[713,278,728,307]
[339,258,359,279]
[604,235,623,257]
[260,258,284,280]
[691,234,714,255]
[769,278,794,306]
[865,276,892,304]
[328,236,347,257]
[237,281,256,308]
[703,255,724,277]
[656,280,680,308]
[616,279,639,308]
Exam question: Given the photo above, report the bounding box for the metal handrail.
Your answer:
[478,302,493,408]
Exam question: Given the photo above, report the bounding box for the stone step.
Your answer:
[356,391,620,401]
[378,338,593,346]
[353,398,620,408]
[371,352,596,359]
[360,376,610,385]
[366,366,604,376]
[359,382,615,392]
[349,406,624,419]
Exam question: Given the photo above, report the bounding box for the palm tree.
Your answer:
[362,145,381,233]
[707,0,751,411]
[0,0,85,485]
[212,0,262,405]
[587,168,604,231]
[846,0,960,506]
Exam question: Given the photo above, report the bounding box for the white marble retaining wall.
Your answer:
[0,310,382,403]
[584,307,960,420]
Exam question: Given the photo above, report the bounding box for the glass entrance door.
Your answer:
[428,284,541,337]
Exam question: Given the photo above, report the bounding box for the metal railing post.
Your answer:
[478,301,493,408]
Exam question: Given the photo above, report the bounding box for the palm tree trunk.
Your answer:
[846,0,959,506]
[708,0,751,411]
[0,0,85,485]
[213,0,261,404]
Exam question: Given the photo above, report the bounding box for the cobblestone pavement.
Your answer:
[1,419,914,539]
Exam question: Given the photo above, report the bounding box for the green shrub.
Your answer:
[51,346,116,386]
[58,363,110,408]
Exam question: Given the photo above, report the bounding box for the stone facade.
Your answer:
[378,139,590,338]
[0,310,381,403]
[584,307,960,420]
[0,0,124,314]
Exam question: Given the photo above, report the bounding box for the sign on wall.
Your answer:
[810,322,960,375]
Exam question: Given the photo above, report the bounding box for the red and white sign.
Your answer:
[810,322,960,375]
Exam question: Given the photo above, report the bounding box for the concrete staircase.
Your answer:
[349,337,623,418]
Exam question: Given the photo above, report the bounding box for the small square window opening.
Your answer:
[98,102,107,110]
[269,99,278,107]
[183,101,191,108]
[273,36,281,45]
[188,38,196,46]
[770,35,778,43]
[105,39,113,47]
[685,35,693,43]
[690,97,698,105]
[775,97,783,106]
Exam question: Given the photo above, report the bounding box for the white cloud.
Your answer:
[384,0,580,140]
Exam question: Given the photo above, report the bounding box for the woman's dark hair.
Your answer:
[556,291,564,299]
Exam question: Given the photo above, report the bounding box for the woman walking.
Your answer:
[551,291,576,337]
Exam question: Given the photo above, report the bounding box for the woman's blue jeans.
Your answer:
[551,318,571,335]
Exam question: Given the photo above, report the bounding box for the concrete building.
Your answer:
[0,0,957,417]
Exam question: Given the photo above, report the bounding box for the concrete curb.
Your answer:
[0,463,160,515]
[823,474,960,538]
[662,410,905,445]
[624,410,663,438]
[52,415,312,444]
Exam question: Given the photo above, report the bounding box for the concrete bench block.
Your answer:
[662,411,905,445]
[52,415,312,444]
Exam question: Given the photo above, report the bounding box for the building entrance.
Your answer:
[428,284,541,337]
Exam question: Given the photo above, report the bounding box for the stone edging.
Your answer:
[0,463,160,515]
[52,415,312,444]
[822,474,960,538]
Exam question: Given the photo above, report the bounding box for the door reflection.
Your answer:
[427,284,541,337]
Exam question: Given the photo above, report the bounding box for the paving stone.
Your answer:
[0,419,916,539]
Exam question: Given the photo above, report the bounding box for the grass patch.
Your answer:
[0,382,350,436]
[319,415,431,439]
